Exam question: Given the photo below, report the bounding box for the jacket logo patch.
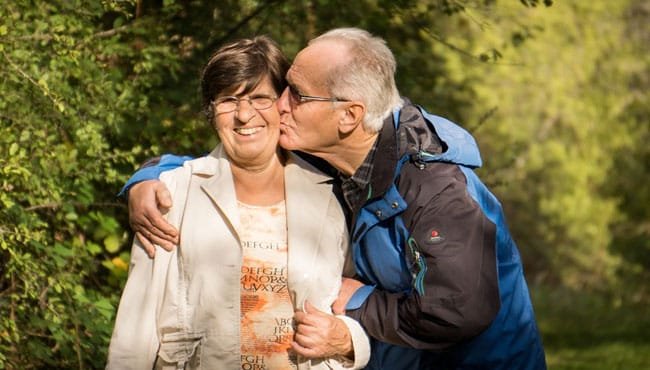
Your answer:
[428,230,445,244]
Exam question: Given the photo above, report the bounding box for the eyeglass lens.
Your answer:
[215,96,275,113]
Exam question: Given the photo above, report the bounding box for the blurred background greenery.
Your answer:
[0,0,648,368]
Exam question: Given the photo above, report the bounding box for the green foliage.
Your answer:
[1,0,648,367]
[605,0,650,301]
[533,284,650,369]
[0,0,180,367]
[435,1,649,289]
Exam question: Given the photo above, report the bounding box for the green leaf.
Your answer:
[9,143,19,156]
[103,234,120,253]
[87,242,102,256]
[53,243,73,257]
[64,211,78,221]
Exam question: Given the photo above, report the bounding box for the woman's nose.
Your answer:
[235,100,256,123]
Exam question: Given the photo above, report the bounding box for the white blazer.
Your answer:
[107,146,370,369]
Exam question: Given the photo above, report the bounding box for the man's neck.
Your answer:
[320,130,379,177]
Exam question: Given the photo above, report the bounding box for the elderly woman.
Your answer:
[106,36,370,369]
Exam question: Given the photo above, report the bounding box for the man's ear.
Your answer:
[338,102,366,135]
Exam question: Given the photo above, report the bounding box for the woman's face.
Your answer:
[213,76,281,168]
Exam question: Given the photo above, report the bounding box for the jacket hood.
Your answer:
[393,102,483,169]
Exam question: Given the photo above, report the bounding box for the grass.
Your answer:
[531,284,650,370]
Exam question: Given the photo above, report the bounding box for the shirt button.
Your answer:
[391,202,399,209]
[375,210,382,218]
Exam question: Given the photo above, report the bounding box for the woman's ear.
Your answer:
[338,102,366,135]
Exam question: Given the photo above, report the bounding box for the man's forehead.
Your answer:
[286,61,302,83]
[287,59,315,89]
[288,44,333,88]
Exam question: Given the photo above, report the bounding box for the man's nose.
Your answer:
[277,87,291,114]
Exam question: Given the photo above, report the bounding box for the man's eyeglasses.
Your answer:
[212,95,277,114]
[286,84,349,105]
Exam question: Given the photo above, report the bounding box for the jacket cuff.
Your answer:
[117,154,193,198]
[333,315,371,369]
[345,284,374,310]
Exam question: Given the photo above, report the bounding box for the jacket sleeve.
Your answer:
[346,164,500,351]
[108,168,187,368]
[330,315,371,369]
[339,221,371,369]
[316,196,370,370]
[117,153,194,197]
[106,239,173,369]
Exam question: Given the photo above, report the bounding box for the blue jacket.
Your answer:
[342,102,546,369]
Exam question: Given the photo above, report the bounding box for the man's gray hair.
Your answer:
[310,28,403,133]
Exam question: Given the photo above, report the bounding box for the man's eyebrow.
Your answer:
[285,71,303,91]
[286,80,304,95]
[285,80,296,91]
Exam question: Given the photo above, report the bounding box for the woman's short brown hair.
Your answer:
[201,36,289,122]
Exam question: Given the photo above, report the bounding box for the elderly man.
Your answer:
[124,28,546,369]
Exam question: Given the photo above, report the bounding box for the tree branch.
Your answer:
[25,202,126,212]
[208,0,284,51]
[9,23,131,45]
[91,24,131,39]
[1,50,64,110]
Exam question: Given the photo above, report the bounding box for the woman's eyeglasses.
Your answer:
[212,95,277,113]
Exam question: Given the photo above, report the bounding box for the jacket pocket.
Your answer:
[154,331,204,370]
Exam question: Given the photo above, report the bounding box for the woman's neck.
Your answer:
[230,153,286,206]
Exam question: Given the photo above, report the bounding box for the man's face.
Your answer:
[277,42,346,156]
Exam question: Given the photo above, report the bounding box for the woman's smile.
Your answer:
[234,126,265,136]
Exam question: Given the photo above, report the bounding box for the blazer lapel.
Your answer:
[198,146,241,236]
[285,153,333,308]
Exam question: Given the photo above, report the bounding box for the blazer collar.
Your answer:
[198,146,241,233]
[196,146,334,274]
[284,153,334,307]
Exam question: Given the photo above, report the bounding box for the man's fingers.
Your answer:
[148,232,176,252]
[136,230,176,255]
[293,309,319,328]
[146,210,179,242]
[291,310,352,359]
[291,334,324,359]
[135,232,156,258]
[128,180,178,243]
[291,340,319,358]
[293,313,314,330]
[147,182,177,239]
[131,214,177,248]
[294,322,317,337]
[154,181,173,209]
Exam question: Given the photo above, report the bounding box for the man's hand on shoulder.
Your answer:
[128,180,179,257]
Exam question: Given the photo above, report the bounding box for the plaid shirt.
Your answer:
[340,135,380,217]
